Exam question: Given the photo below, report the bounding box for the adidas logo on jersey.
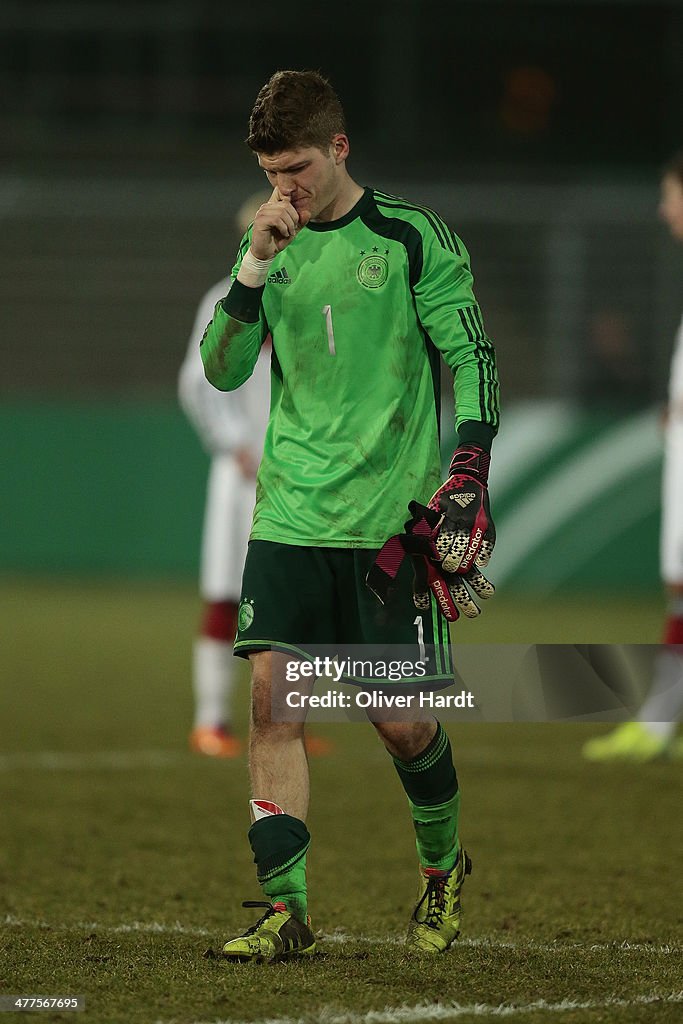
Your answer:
[268,266,291,284]
[449,493,476,508]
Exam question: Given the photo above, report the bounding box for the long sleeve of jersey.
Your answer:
[359,190,499,451]
[179,278,253,454]
[412,224,499,445]
[200,229,268,391]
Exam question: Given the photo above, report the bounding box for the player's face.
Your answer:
[257,139,348,221]
[659,174,683,242]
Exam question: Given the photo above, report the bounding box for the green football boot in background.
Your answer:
[582,722,681,762]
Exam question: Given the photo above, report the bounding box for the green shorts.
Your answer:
[234,541,453,680]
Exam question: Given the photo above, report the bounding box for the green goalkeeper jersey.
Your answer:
[201,187,499,548]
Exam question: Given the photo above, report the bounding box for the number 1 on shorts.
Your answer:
[413,615,426,663]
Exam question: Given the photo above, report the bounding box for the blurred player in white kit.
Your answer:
[179,196,271,756]
[584,151,683,762]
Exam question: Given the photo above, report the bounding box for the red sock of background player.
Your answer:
[193,600,238,729]
[662,593,683,644]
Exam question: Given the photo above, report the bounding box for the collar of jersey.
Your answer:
[306,186,374,232]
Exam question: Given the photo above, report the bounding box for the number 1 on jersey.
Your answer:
[322,304,336,356]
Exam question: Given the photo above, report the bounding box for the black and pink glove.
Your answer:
[427,445,495,575]
[366,445,495,622]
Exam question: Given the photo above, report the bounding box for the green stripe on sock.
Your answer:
[392,723,458,802]
[394,724,449,774]
[256,842,309,884]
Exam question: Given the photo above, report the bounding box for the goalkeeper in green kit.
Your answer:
[200,70,499,959]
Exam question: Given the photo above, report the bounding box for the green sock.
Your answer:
[392,722,460,871]
[248,814,310,922]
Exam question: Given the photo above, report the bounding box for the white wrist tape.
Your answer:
[237,249,275,288]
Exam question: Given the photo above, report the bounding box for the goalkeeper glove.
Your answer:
[407,502,494,618]
[366,501,494,622]
[428,444,495,575]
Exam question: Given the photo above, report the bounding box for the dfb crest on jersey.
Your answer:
[357,250,389,289]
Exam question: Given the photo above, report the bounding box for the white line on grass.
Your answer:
[2,915,211,936]
[4,916,680,955]
[322,931,681,954]
[156,991,683,1024]
[0,749,182,772]
[0,748,507,772]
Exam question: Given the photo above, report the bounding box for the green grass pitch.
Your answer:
[0,578,681,1023]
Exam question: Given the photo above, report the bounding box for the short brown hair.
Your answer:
[246,70,346,155]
